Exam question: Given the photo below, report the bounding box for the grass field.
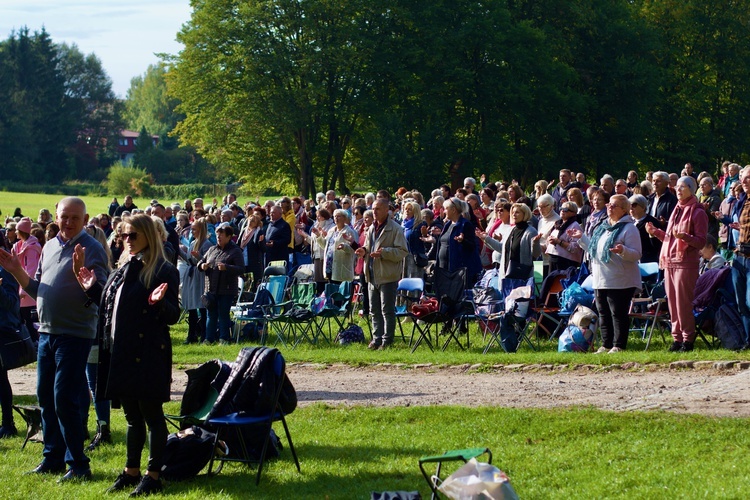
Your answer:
[1,192,184,221]
[2,399,748,499]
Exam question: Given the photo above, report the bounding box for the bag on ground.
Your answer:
[437,458,519,500]
[713,303,746,351]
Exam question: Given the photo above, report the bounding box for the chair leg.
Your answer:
[281,416,301,472]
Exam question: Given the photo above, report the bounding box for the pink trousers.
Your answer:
[664,267,699,342]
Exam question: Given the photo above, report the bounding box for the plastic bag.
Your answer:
[559,281,594,314]
[437,458,519,500]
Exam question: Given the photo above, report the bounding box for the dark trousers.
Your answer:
[0,368,12,427]
[120,398,167,473]
[595,287,636,349]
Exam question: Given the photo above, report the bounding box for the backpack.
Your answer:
[713,304,746,351]
[161,426,221,480]
[336,324,365,344]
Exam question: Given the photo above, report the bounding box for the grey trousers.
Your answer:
[369,281,398,343]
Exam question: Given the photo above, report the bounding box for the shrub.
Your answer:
[106,164,153,196]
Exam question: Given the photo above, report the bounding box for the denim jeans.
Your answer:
[732,254,750,344]
[85,362,110,425]
[37,333,92,471]
[369,281,398,343]
[205,294,235,342]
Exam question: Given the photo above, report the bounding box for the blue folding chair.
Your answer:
[396,278,424,345]
[206,350,300,485]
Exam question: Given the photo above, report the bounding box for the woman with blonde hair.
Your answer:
[402,201,428,281]
[181,218,213,344]
[75,213,179,496]
[531,180,549,208]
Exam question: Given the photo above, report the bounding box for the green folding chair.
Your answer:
[419,447,492,500]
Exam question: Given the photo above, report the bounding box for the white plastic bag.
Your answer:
[437,458,520,500]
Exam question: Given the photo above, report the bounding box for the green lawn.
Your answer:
[2,400,748,499]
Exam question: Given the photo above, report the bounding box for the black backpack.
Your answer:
[161,426,220,480]
[714,303,746,351]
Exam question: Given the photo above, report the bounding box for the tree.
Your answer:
[124,64,182,139]
[58,42,123,179]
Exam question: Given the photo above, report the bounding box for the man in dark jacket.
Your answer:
[647,171,677,230]
[262,205,291,268]
[114,195,138,217]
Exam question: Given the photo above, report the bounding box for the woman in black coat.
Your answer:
[237,213,266,292]
[75,213,180,497]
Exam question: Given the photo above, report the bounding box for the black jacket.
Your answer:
[635,214,663,263]
[647,190,677,230]
[263,218,292,266]
[88,257,180,402]
[199,241,245,295]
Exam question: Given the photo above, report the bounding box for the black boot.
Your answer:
[86,421,112,451]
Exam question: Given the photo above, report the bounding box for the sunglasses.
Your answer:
[560,208,574,213]
[122,232,138,241]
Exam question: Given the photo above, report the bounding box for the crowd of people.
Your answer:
[0,160,749,493]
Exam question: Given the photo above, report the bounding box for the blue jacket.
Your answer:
[435,217,482,284]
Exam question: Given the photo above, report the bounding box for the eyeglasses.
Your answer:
[606,203,622,210]
[122,232,138,241]
[495,208,504,212]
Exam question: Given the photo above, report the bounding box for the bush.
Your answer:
[0,181,105,196]
[106,164,153,196]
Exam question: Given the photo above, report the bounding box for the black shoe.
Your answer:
[668,341,683,352]
[130,475,163,497]
[27,461,66,475]
[107,471,142,493]
[87,423,112,451]
[680,341,694,352]
[0,425,17,438]
[58,468,93,483]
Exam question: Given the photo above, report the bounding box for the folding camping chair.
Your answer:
[481,278,536,353]
[12,404,43,449]
[411,267,467,353]
[312,281,354,344]
[232,267,289,344]
[266,281,321,347]
[628,278,669,350]
[165,360,229,430]
[530,272,566,340]
[419,448,493,500]
[206,349,300,485]
[693,266,734,349]
[395,278,425,345]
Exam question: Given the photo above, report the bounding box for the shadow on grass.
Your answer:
[297,390,428,402]
[166,442,434,498]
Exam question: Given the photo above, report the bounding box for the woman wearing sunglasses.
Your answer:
[74,213,179,496]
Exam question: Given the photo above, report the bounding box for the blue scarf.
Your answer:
[588,218,628,264]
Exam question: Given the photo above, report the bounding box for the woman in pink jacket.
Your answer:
[647,176,708,352]
[11,218,41,340]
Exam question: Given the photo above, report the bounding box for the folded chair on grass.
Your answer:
[411,267,467,353]
[206,347,300,485]
[419,447,492,500]
[12,404,43,449]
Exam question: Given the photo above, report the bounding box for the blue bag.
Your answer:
[559,281,594,314]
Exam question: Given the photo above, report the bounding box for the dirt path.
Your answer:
[10,362,750,418]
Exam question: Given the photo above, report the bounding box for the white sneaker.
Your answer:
[595,346,608,354]
[608,347,623,353]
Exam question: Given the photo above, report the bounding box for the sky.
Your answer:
[1,0,193,98]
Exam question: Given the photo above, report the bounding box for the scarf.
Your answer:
[101,261,129,351]
[240,226,257,249]
[588,217,629,264]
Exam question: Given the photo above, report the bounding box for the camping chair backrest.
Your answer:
[323,281,352,311]
[289,282,316,308]
[433,266,467,304]
[266,275,288,302]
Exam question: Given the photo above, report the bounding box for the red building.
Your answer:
[117,130,160,165]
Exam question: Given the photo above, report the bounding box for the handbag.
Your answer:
[413,252,429,268]
[200,292,217,309]
[0,325,37,370]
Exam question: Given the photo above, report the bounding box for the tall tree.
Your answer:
[125,63,182,139]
